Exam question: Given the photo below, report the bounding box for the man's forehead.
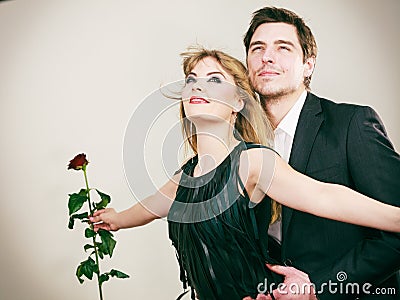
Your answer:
[251,22,299,43]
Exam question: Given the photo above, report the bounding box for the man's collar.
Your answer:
[275,90,307,138]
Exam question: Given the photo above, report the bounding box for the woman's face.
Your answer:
[181,57,242,125]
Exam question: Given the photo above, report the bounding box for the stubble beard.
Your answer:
[252,77,299,107]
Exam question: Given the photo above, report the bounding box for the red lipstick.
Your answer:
[189,96,210,104]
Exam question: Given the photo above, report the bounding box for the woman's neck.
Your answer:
[193,122,239,176]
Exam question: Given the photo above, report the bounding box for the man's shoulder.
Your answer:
[307,92,371,113]
[299,93,383,133]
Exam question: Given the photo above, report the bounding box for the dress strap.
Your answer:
[244,142,280,156]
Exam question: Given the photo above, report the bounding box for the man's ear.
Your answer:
[304,56,316,78]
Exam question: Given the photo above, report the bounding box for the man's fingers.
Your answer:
[266,264,309,280]
[266,264,289,276]
[241,294,271,300]
[272,289,280,300]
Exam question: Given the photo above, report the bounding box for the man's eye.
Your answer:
[250,46,262,53]
[279,46,290,51]
[185,76,196,84]
[208,76,222,83]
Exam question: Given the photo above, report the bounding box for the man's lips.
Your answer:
[189,96,210,104]
[258,70,280,77]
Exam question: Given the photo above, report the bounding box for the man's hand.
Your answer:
[242,264,318,300]
[243,295,269,300]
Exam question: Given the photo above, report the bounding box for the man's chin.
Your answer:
[257,88,285,99]
[255,85,298,101]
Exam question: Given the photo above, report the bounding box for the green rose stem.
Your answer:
[82,165,104,300]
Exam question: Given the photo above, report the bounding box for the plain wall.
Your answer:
[0,0,398,299]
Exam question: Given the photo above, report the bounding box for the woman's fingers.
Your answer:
[90,208,113,223]
[93,222,111,231]
[89,208,118,231]
[90,209,107,223]
[92,209,106,217]
[89,214,103,223]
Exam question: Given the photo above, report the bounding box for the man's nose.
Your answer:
[262,49,275,64]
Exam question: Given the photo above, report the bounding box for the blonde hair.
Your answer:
[180,46,280,224]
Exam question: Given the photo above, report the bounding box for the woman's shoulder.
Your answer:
[237,143,277,198]
[239,143,277,177]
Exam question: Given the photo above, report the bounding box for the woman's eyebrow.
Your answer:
[206,71,226,79]
[187,71,226,79]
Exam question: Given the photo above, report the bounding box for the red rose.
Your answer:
[68,153,89,170]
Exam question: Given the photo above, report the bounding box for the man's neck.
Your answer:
[262,88,307,128]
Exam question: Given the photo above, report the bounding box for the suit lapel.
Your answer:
[282,93,324,247]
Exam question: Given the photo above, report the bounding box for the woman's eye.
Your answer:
[185,76,196,84]
[208,76,222,83]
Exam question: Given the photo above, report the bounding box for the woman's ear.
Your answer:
[233,97,244,113]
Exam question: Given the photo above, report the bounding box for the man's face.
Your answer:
[247,22,313,99]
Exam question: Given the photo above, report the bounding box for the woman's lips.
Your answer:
[189,96,210,104]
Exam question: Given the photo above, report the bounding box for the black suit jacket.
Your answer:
[281,93,400,300]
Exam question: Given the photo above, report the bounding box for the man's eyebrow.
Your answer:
[249,40,266,48]
[249,39,296,48]
[275,39,296,47]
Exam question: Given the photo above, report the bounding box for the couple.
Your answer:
[91,7,400,300]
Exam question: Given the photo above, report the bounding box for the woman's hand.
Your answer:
[90,208,120,232]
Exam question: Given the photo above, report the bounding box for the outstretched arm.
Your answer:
[91,171,181,231]
[248,148,400,232]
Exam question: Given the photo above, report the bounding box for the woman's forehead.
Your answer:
[190,57,235,82]
[192,57,221,71]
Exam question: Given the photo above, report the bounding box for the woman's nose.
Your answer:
[192,79,204,92]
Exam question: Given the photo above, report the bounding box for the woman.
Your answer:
[90,48,400,299]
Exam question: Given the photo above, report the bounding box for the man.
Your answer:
[243,7,400,300]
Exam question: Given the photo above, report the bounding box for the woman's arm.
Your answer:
[91,171,181,231]
[247,148,400,232]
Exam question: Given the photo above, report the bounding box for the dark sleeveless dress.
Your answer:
[168,142,282,299]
